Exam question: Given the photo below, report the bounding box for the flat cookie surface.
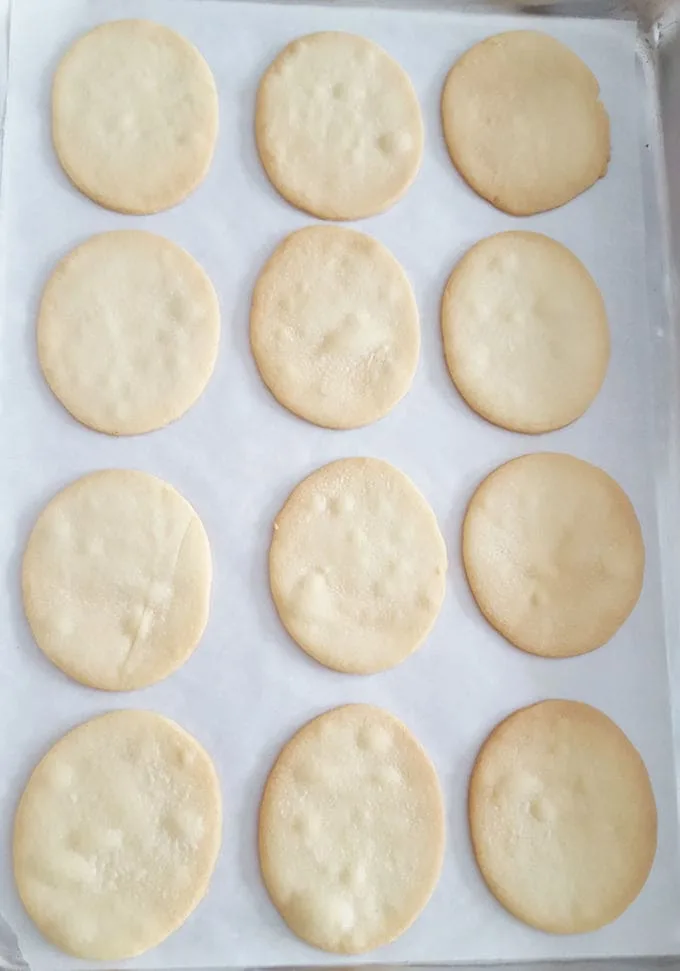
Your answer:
[22,470,211,691]
[463,452,644,657]
[442,232,609,433]
[38,231,220,435]
[14,710,222,960]
[469,699,657,933]
[256,31,423,220]
[53,19,218,213]
[441,30,610,215]
[251,226,420,429]
[259,704,445,953]
[269,458,447,673]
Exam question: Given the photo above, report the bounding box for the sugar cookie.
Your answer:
[14,710,221,959]
[251,226,419,429]
[442,232,609,433]
[469,700,657,933]
[53,20,218,213]
[442,31,610,215]
[270,458,447,673]
[22,470,211,691]
[259,704,444,953]
[38,231,220,435]
[463,453,644,657]
[256,32,423,219]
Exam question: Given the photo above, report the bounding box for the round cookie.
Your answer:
[259,704,445,953]
[441,232,610,433]
[469,699,657,933]
[251,226,420,429]
[256,32,423,220]
[53,20,218,214]
[38,231,220,436]
[14,710,222,960]
[22,469,211,691]
[269,458,447,673]
[441,31,610,215]
[463,452,644,658]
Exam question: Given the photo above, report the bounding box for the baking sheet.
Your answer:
[1,0,679,968]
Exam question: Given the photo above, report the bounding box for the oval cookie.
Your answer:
[269,458,447,673]
[38,231,220,436]
[259,704,445,953]
[14,710,222,959]
[463,452,644,657]
[22,470,211,691]
[442,232,609,433]
[469,699,657,933]
[251,226,420,429]
[53,20,218,213]
[442,31,610,215]
[256,32,423,219]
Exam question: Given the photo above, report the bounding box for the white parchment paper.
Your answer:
[1,1,679,968]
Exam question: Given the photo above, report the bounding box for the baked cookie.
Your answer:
[469,699,657,933]
[270,458,447,673]
[256,32,423,219]
[259,704,445,952]
[442,232,609,433]
[251,226,419,429]
[463,453,644,657]
[14,711,221,959]
[442,31,610,215]
[23,470,211,690]
[38,231,220,435]
[53,20,218,213]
